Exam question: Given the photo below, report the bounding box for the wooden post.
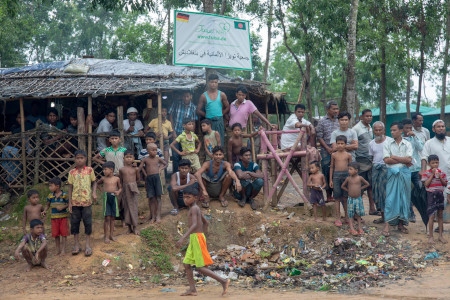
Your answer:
[157,91,166,186]
[117,106,124,146]
[275,98,280,130]
[77,107,86,152]
[249,114,256,162]
[270,132,278,207]
[19,98,27,188]
[87,96,93,166]
[265,95,269,119]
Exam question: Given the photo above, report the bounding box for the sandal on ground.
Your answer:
[349,229,358,236]
[170,208,179,216]
[238,198,246,207]
[398,227,409,234]
[202,201,210,208]
[358,229,364,235]
[220,199,229,207]
[373,218,384,224]
[369,211,381,216]
[381,230,390,237]
[72,247,80,255]
[85,247,92,257]
[334,219,342,227]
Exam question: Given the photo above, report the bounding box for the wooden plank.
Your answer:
[87,96,93,166]
[19,98,27,188]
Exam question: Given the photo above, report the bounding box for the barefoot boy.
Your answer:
[119,150,140,234]
[68,150,96,256]
[227,122,258,165]
[139,143,167,223]
[42,177,69,255]
[422,155,448,244]
[93,161,122,243]
[307,161,327,221]
[330,135,352,227]
[176,186,230,296]
[22,189,44,235]
[341,162,370,235]
[15,219,49,271]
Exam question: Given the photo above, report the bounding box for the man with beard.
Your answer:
[412,112,430,144]
[316,100,339,201]
[421,120,450,177]
[369,121,393,224]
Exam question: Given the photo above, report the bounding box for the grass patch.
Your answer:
[140,226,174,273]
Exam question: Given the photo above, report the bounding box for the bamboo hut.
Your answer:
[0,58,288,195]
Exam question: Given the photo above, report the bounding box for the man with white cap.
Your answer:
[123,107,144,156]
[421,120,450,177]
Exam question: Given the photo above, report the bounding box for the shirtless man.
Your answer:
[22,189,44,235]
[330,135,352,227]
[139,143,167,223]
[119,150,140,235]
[195,146,242,208]
[93,161,122,243]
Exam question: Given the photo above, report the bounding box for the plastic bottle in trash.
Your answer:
[298,239,305,250]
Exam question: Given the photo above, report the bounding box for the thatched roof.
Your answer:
[0,59,270,101]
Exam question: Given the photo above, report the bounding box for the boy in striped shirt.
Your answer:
[422,154,448,244]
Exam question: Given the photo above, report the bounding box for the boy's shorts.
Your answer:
[309,189,325,206]
[103,192,119,217]
[182,153,201,173]
[70,206,92,235]
[427,190,444,216]
[332,171,348,199]
[51,217,69,238]
[146,174,163,198]
[347,196,365,218]
[183,233,213,268]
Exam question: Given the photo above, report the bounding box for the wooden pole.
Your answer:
[249,114,256,162]
[87,96,93,166]
[157,91,165,186]
[77,107,86,152]
[275,98,280,130]
[270,132,278,206]
[19,98,27,188]
[117,106,124,146]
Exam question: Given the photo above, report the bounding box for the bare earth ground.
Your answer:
[1,174,450,299]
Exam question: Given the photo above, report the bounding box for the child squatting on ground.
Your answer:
[93,161,122,243]
[139,143,167,223]
[341,162,370,236]
[422,154,448,244]
[307,160,327,222]
[176,185,230,296]
[15,219,49,271]
[42,177,69,255]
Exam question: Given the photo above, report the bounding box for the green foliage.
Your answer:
[140,226,174,273]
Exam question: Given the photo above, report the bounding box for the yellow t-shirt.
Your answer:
[68,166,96,206]
[148,119,173,139]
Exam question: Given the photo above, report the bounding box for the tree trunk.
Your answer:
[343,0,359,125]
[305,54,313,121]
[441,0,450,120]
[166,8,171,65]
[220,0,227,15]
[380,43,387,125]
[406,49,411,119]
[263,0,274,83]
[417,8,426,113]
[203,0,214,13]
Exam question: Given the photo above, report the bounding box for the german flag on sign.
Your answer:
[234,21,246,30]
[176,12,190,23]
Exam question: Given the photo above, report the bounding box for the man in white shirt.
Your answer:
[123,107,144,156]
[280,104,315,151]
[382,122,413,236]
[412,112,430,144]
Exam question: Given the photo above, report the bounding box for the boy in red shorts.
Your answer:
[43,177,69,255]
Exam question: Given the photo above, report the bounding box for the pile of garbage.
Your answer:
[194,226,441,292]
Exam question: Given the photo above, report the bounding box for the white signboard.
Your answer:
[173,11,252,70]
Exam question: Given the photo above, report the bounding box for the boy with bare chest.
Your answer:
[227,123,258,165]
[139,143,167,223]
[22,190,43,235]
[93,161,122,243]
[176,186,229,296]
[330,135,352,227]
[307,161,327,221]
[341,162,370,235]
[119,150,140,234]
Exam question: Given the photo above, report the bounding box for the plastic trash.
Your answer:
[102,259,110,267]
[289,268,301,276]
[424,252,440,260]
